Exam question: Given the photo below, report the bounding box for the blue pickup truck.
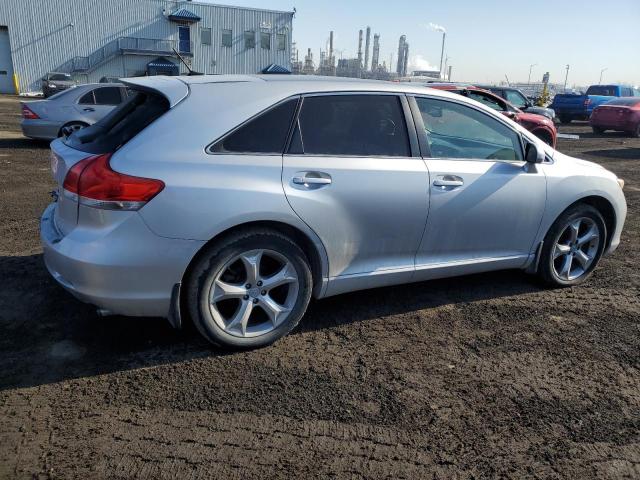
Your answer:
[550,84,640,124]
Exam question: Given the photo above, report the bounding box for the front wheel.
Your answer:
[187,229,313,349]
[538,204,607,287]
[59,121,89,138]
[592,126,605,134]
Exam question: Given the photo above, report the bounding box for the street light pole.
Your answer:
[599,67,608,84]
[528,63,537,85]
[563,64,570,92]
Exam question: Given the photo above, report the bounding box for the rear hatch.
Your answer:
[50,77,185,234]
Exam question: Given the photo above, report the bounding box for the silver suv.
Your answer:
[41,75,627,349]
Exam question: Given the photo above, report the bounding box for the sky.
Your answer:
[205,0,640,87]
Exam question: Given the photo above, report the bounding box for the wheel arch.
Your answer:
[553,195,616,250]
[180,220,328,304]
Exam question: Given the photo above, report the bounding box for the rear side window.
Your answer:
[292,95,410,157]
[78,91,95,104]
[64,89,169,154]
[210,99,298,154]
[586,86,617,96]
[93,87,122,105]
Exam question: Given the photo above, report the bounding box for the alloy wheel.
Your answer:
[552,217,600,281]
[208,249,299,338]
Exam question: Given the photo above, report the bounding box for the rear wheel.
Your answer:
[629,124,640,138]
[59,121,88,138]
[538,204,606,287]
[559,115,572,124]
[592,126,605,134]
[187,229,313,349]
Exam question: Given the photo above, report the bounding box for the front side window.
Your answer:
[505,90,528,108]
[293,95,410,157]
[277,33,286,51]
[416,97,523,161]
[78,91,95,105]
[201,27,212,46]
[261,32,271,49]
[221,29,232,47]
[210,98,298,154]
[93,87,123,105]
[244,30,255,49]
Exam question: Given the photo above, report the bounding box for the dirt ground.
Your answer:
[0,94,638,479]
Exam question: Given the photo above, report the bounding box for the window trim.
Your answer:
[284,91,419,159]
[205,95,301,156]
[407,94,526,163]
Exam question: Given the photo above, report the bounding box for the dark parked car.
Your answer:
[42,72,75,98]
[477,85,555,120]
[590,97,640,137]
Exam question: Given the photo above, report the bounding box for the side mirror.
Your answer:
[525,141,545,163]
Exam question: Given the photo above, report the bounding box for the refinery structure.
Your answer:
[292,27,434,81]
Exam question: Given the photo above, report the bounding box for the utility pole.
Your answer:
[563,64,570,92]
[599,67,608,84]
[528,63,537,84]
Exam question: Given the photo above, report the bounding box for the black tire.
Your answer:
[59,121,89,138]
[538,204,607,287]
[629,124,640,138]
[535,131,554,146]
[592,126,605,134]
[559,115,572,124]
[187,228,313,349]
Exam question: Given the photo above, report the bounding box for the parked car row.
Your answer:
[549,84,640,124]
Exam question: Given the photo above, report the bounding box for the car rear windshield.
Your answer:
[49,73,71,81]
[64,88,169,154]
[586,86,617,96]
[47,87,79,101]
[602,98,640,107]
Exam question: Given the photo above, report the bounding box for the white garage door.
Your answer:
[0,27,15,94]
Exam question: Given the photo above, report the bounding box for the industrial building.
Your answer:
[0,0,294,94]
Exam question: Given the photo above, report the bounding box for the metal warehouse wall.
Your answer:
[0,0,293,92]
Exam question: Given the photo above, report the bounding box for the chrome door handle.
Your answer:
[433,175,464,187]
[83,107,95,112]
[292,174,332,186]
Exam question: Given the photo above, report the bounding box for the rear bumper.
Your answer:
[40,203,205,318]
[589,118,637,132]
[21,119,60,140]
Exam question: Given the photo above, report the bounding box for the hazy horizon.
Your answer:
[202,0,640,87]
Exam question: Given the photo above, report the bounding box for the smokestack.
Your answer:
[447,65,452,82]
[396,35,405,76]
[371,33,380,71]
[364,26,371,71]
[357,29,363,68]
[439,32,446,79]
[403,41,409,77]
[329,30,334,67]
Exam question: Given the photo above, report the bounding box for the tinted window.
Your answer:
[78,91,95,105]
[93,87,122,105]
[586,86,617,96]
[277,33,286,51]
[294,95,410,157]
[47,87,78,101]
[466,91,505,111]
[504,90,528,108]
[416,97,523,161]
[64,90,169,154]
[201,27,212,46]
[211,99,298,154]
[261,32,271,49]
[244,30,255,49]
[222,29,232,47]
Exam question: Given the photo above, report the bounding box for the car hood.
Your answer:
[551,149,616,176]
[516,111,555,129]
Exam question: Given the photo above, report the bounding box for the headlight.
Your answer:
[50,84,57,88]
[617,178,625,190]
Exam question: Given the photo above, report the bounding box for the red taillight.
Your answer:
[62,153,164,210]
[21,104,39,119]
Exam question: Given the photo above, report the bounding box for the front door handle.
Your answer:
[433,175,464,188]
[292,173,332,186]
[83,107,95,112]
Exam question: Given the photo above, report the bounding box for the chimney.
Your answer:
[364,26,371,71]
[371,33,380,71]
[357,29,363,68]
[329,31,334,68]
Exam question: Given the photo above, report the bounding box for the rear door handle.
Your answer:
[433,175,464,188]
[292,173,332,186]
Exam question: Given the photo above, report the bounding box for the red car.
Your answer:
[590,97,640,137]
[426,83,557,148]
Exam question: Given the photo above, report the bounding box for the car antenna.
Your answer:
[172,48,203,76]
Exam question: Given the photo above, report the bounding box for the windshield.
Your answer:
[586,86,617,96]
[49,73,72,81]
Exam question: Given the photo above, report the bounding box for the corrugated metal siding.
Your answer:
[0,0,292,92]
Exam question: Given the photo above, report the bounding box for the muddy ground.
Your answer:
[0,94,638,479]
